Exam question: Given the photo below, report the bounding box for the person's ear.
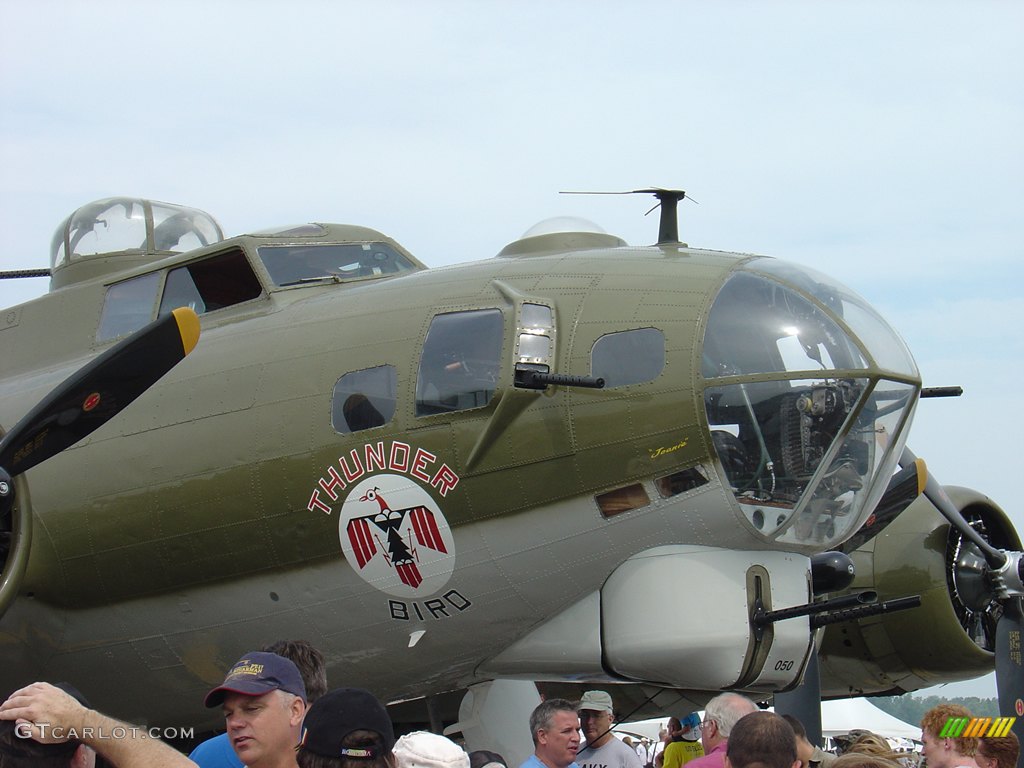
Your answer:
[290,695,306,726]
[71,743,96,768]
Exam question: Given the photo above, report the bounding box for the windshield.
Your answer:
[258,243,418,286]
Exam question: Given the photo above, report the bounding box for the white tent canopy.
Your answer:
[620,698,920,742]
[819,698,920,741]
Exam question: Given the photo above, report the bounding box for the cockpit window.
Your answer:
[592,328,665,388]
[98,249,265,342]
[97,272,161,342]
[158,249,262,317]
[258,243,417,286]
[333,366,397,433]
[417,309,504,416]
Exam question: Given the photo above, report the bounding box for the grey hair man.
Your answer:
[519,699,581,768]
[688,693,758,768]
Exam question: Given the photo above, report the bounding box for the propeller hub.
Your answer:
[992,551,1024,599]
[952,540,994,612]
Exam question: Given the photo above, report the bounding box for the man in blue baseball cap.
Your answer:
[205,651,308,768]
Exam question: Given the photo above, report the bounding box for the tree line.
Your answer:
[870,694,1000,726]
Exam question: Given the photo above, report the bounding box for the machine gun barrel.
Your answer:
[754,591,877,628]
[809,595,921,629]
[515,370,605,389]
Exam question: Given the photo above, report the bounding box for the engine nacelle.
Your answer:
[818,485,1020,696]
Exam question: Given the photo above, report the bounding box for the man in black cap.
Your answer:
[295,687,395,768]
[205,651,308,768]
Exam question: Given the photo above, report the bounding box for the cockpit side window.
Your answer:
[416,309,504,416]
[97,272,161,342]
[591,327,666,388]
[333,366,397,433]
[158,249,262,317]
[97,249,264,342]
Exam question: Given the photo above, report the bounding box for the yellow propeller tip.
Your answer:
[171,307,201,355]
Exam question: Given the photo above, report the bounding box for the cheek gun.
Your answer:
[752,589,922,638]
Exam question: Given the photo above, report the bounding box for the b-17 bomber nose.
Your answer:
[700,257,920,550]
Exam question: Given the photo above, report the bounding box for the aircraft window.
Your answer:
[596,483,651,517]
[258,243,417,286]
[591,328,665,388]
[332,366,397,434]
[704,376,915,547]
[779,379,916,546]
[68,199,148,258]
[52,198,224,267]
[250,224,326,237]
[701,271,866,379]
[521,303,552,329]
[150,202,222,253]
[158,249,263,317]
[746,258,917,376]
[417,309,504,416]
[96,272,161,341]
[706,377,866,506]
[518,333,551,359]
[655,466,709,498]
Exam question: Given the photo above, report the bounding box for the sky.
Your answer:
[1,1,1021,700]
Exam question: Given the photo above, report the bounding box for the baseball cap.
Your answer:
[299,687,396,758]
[680,713,701,741]
[204,651,306,708]
[578,690,614,714]
[394,731,470,768]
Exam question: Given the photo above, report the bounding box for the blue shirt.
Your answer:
[519,754,581,768]
[189,732,242,768]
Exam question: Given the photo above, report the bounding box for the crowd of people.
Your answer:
[0,650,1017,768]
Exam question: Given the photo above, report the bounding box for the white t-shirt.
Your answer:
[577,737,644,768]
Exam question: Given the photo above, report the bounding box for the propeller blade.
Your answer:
[899,447,1007,569]
[995,597,1024,740]
[901,447,1024,738]
[0,307,199,476]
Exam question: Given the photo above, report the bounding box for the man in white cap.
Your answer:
[576,691,642,768]
[394,730,470,768]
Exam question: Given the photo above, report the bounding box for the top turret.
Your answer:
[50,197,224,290]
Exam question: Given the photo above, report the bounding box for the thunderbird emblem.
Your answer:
[339,474,456,597]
